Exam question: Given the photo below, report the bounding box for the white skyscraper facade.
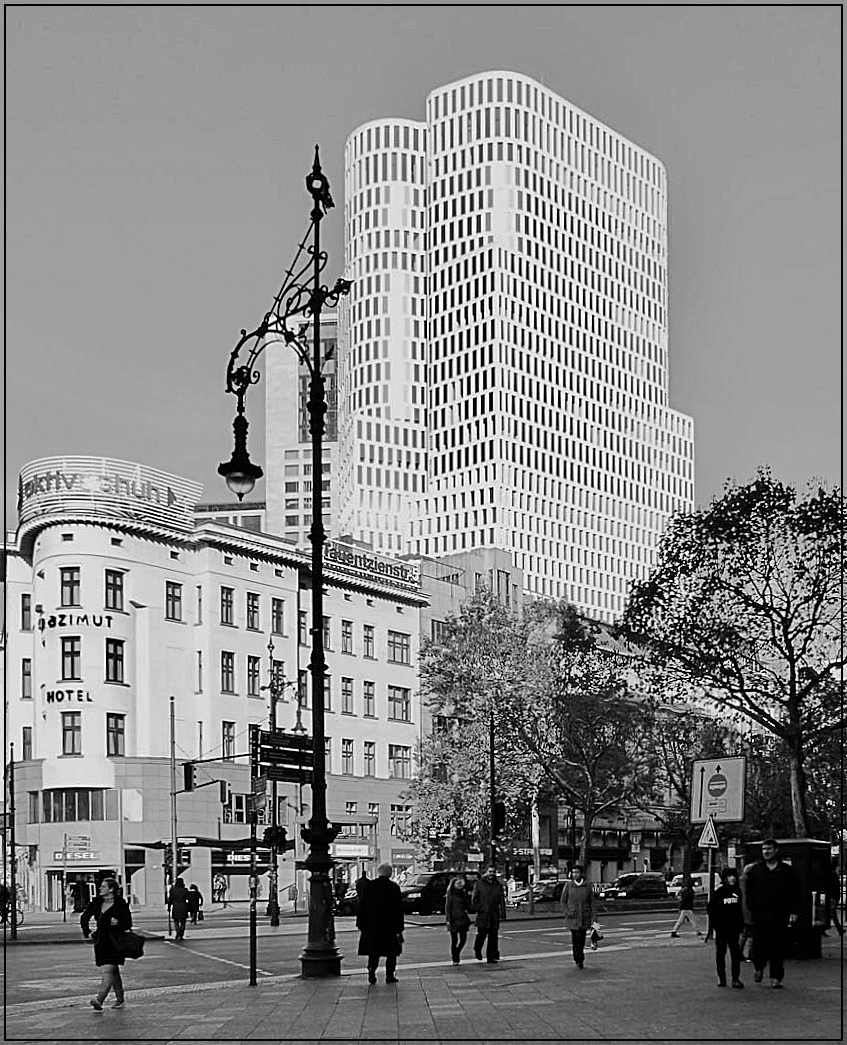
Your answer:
[339,71,695,620]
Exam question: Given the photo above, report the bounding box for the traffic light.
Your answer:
[220,780,229,804]
[492,799,506,835]
[183,763,195,792]
[262,826,288,849]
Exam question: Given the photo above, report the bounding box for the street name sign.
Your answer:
[690,756,746,823]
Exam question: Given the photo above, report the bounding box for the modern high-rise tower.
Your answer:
[339,71,695,620]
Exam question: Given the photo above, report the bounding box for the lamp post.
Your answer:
[218,146,350,977]
[263,638,294,927]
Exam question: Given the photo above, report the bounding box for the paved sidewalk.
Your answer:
[5,929,842,1042]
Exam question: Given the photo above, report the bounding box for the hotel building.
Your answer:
[336,71,695,620]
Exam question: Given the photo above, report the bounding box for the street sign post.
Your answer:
[698,815,719,849]
[690,757,746,823]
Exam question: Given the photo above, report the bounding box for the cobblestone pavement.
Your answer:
[4,932,842,1043]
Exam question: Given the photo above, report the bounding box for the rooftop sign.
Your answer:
[324,540,420,592]
[18,457,202,533]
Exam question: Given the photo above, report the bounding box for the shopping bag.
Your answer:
[112,929,146,959]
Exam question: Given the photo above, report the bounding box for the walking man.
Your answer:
[472,866,506,963]
[706,867,745,988]
[744,838,799,988]
[670,874,703,937]
[561,864,595,970]
[356,863,404,984]
[167,877,190,940]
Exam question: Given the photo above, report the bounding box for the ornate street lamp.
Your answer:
[218,146,351,977]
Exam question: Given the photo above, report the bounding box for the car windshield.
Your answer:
[402,874,436,888]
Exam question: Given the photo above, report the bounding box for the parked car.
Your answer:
[399,870,481,915]
[509,880,565,906]
[598,872,668,901]
[667,872,720,899]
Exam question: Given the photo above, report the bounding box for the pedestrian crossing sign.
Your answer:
[698,816,719,848]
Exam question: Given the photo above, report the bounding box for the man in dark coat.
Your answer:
[706,866,745,988]
[743,838,799,988]
[167,877,191,940]
[471,865,506,963]
[357,862,404,984]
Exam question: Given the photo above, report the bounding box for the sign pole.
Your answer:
[62,833,68,923]
[8,745,18,940]
[249,724,258,986]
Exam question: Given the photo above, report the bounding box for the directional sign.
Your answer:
[264,764,314,784]
[698,815,719,848]
[690,757,746,823]
[259,731,313,751]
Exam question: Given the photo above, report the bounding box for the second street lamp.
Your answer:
[218,146,350,977]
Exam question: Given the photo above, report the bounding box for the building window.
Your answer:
[324,737,332,773]
[41,788,121,823]
[368,802,379,817]
[323,674,332,712]
[21,659,32,699]
[298,610,308,645]
[60,567,81,607]
[21,593,32,631]
[196,651,203,692]
[322,616,332,649]
[221,586,234,626]
[62,712,82,756]
[298,669,310,709]
[222,721,236,761]
[247,655,261,697]
[246,592,260,631]
[388,745,411,779]
[431,619,448,643]
[363,681,375,718]
[165,581,183,621]
[364,741,376,777]
[341,619,353,653]
[271,598,285,635]
[341,677,354,714]
[390,803,412,836]
[341,739,354,775]
[28,791,39,824]
[61,637,82,681]
[345,800,358,815]
[22,726,33,761]
[221,652,235,693]
[363,624,375,659]
[105,570,124,612]
[388,685,411,722]
[105,639,125,683]
[271,659,286,700]
[106,714,125,756]
[387,630,411,665]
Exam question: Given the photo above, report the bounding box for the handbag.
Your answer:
[112,929,146,960]
[197,910,204,922]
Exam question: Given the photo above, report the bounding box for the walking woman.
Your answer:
[561,865,595,969]
[81,878,133,1010]
[445,875,473,965]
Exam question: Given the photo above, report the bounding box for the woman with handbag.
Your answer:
[80,878,133,1010]
[445,875,473,965]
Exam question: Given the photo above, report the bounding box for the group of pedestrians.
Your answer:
[166,879,204,940]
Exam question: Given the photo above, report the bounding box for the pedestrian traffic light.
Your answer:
[492,799,506,835]
[183,763,195,792]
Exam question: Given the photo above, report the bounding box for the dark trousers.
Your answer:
[173,917,187,939]
[450,927,468,963]
[714,931,742,983]
[367,953,397,979]
[752,923,787,982]
[474,926,500,961]
[570,928,587,966]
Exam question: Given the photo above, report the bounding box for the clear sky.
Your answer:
[5,6,841,528]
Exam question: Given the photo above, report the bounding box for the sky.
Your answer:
[5,5,842,529]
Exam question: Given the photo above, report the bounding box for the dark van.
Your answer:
[399,870,481,915]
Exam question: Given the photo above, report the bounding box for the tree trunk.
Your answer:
[580,802,594,870]
[788,749,811,838]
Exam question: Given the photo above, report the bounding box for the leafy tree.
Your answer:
[622,470,845,836]
[496,602,658,867]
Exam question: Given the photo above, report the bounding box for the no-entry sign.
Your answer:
[689,757,746,823]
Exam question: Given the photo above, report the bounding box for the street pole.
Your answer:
[169,696,177,936]
[489,711,496,869]
[8,745,18,940]
[249,725,258,986]
[218,147,349,977]
[266,639,280,926]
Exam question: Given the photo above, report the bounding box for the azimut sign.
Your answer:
[18,457,203,532]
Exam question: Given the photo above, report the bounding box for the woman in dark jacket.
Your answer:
[357,863,404,984]
[561,865,595,969]
[445,875,473,965]
[81,878,133,1010]
[168,878,190,940]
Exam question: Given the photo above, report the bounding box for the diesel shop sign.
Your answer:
[18,457,202,532]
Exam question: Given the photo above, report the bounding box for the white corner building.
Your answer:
[336,71,695,620]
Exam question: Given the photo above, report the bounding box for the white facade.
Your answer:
[4,456,427,911]
[338,71,695,621]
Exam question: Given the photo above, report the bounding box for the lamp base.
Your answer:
[299,947,343,978]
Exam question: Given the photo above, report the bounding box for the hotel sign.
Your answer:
[324,541,420,592]
[18,457,203,533]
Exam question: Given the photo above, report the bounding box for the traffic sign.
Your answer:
[698,816,719,848]
[264,764,314,784]
[690,757,746,823]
